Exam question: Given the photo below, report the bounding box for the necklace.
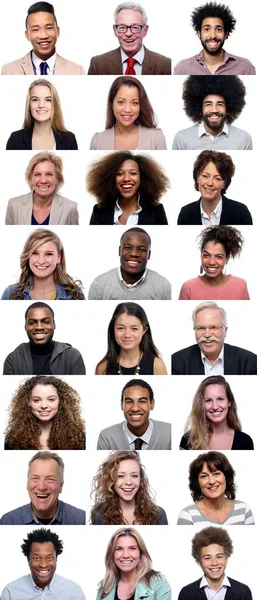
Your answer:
[117,352,142,375]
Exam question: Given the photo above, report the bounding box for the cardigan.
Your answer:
[178,577,252,600]
[6,127,78,150]
[89,203,168,225]
[90,125,167,150]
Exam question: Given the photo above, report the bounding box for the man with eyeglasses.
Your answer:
[172,301,257,374]
[88,1,171,75]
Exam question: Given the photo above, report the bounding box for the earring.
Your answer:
[200,265,203,275]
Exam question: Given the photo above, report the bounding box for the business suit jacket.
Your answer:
[1,52,85,75]
[88,46,171,75]
[90,125,167,150]
[172,343,257,375]
[177,195,253,225]
[6,128,78,150]
[89,203,168,224]
[178,577,252,600]
[5,192,79,225]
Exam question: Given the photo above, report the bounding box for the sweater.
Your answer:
[88,268,171,300]
[97,420,171,450]
[3,341,86,375]
[177,499,254,525]
[179,275,250,300]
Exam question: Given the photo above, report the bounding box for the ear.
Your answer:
[224,327,228,338]
[197,30,201,39]
[148,249,151,260]
[118,245,121,257]
[56,26,60,39]
[53,320,56,331]
[142,25,149,37]
[150,397,155,410]
[59,480,64,493]
[113,24,118,37]
[57,252,62,265]
[25,30,30,41]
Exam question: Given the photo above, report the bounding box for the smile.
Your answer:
[126,260,140,267]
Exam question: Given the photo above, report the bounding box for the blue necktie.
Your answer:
[40,62,49,75]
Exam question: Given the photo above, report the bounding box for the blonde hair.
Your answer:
[10,228,84,299]
[98,527,159,598]
[26,151,64,193]
[23,79,67,131]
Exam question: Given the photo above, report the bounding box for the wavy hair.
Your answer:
[90,450,159,524]
[26,151,64,193]
[98,527,160,598]
[183,75,246,124]
[9,228,84,299]
[192,526,233,562]
[183,375,241,449]
[4,376,85,450]
[106,76,157,129]
[193,150,235,194]
[23,79,67,131]
[189,451,236,501]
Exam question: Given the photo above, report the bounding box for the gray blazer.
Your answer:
[90,124,167,150]
[5,192,79,225]
[97,419,171,450]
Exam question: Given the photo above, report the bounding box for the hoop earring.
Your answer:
[200,265,203,275]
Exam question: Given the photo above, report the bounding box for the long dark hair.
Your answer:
[105,76,157,129]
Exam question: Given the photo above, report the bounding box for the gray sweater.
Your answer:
[88,268,171,300]
[3,341,86,375]
[97,419,171,450]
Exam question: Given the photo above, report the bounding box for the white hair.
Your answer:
[114,2,148,24]
[192,301,228,328]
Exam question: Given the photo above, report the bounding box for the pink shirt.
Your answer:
[179,275,250,300]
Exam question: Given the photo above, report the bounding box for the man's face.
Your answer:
[199,17,227,55]
[25,307,55,345]
[114,9,148,57]
[202,95,226,134]
[122,385,155,436]
[29,541,57,589]
[25,11,60,61]
[194,308,227,360]
[119,231,151,279]
[27,458,63,519]
[199,544,228,586]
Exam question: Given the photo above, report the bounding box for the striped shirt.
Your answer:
[177,499,254,525]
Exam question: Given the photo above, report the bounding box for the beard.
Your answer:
[203,112,226,132]
[200,37,225,55]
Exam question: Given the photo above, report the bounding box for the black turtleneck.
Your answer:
[30,340,55,374]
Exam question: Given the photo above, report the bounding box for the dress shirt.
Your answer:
[200,198,222,225]
[123,419,153,449]
[200,575,231,600]
[0,573,85,600]
[198,121,229,141]
[174,50,256,75]
[118,266,147,288]
[31,51,56,75]
[121,47,145,75]
[114,196,142,225]
[201,347,224,375]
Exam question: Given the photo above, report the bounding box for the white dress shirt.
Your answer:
[201,347,224,375]
[123,419,153,449]
[201,197,222,226]
[32,50,56,75]
[121,46,145,74]
[200,575,231,600]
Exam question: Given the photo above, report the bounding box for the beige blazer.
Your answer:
[5,192,79,225]
[1,53,85,75]
[90,124,167,150]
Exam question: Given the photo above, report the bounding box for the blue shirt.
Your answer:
[1,573,85,600]
[0,500,85,525]
[1,283,73,300]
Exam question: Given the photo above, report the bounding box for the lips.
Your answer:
[126,260,140,267]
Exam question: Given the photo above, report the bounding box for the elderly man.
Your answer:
[88,2,171,75]
[172,301,257,374]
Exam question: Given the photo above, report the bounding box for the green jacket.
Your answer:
[96,575,171,600]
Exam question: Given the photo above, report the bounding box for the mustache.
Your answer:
[206,37,222,43]
[205,112,224,117]
[198,336,221,343]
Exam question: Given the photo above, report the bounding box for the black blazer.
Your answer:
[177,195,253,225]
[178,577,252,600]
[89,203,168,224]
[6,127,78,150]
[172,343,257,375]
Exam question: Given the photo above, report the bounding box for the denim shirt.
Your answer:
[1,283,73,300]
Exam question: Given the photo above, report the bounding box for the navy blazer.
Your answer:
[178,577,252,600]
[89,203,168,224]
[172,343,257,375]
[6,127,78,150]
[177,195,253,225]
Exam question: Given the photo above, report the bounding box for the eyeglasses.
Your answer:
[194,325,225,333]
[115,24,145,33]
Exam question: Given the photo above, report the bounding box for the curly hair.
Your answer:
[198,225,244,258]
[183,75,246,123]
[4,376,85,450]
[191,2,236,35]
[26,151,64,194]
[86,151,170,209]
[21,528,63,558]
[90,450,159,525]
[105,76,157,129]
[9,228,84,299]
[192,526,233,563]
[189,451,236,501]
[193,150,235,194]
[23,79,67,131]
[184,375,241,449]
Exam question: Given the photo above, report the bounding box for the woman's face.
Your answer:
[30,85,54,123]
[29,241,62,279]
[114,535,141,574]
[112,85,140,128]
[201,241,228,280]
[29,384,60,422]
[197,161,224,203]
[114,459,140,502]
[114,313,147,351]
[204,384,231,425]
[30,161,58,199]
[115,160,141,200]
[198,462,226,500]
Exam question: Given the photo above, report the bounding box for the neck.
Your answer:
[32,500,58,520]
[119,195,138,209]
[201,272,226,286]
[211,419,231,435]
[201,195,221,216]
[119,347,141,365]
[31,274,56,292]
[120,266,145,284]
[203,121,224,136]
[203,48,224,65]
[205,573,225,591]
[203,347,222,364]
[114,122,138,135]
[200,494,226,511]
[34,48,55,61]
[33,191,54,206]
[33,121,53,134]
[119,497,136,512]
[127,420,149,437]
[119,569,138,584]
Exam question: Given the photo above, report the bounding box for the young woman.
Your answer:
[88,150,169,225]
[6,79,78,150]
[177,451,254,525]
[1,228,84,299]
[90,450,168,525]
[180,375,254,450]
[4,375,85,450]
[96,528,171,600]
[90,76,166,150]
[95,302,167,375]
[179,225,250,299]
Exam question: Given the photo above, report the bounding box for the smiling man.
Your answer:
[0,452,85,525]
[174,3,255,75]
[1,2,85,75]
[97,378,171,449]
[172,301,257,374]
[0,529,85,599]
[88,1,171,75]
[178,526,252,599]
[172,75,252,150]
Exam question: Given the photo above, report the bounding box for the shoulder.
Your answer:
[89,48,120,63]
[138,125,166,149]
[179,277,200,299]
[90,128,114,150]
[224,343,256,360]
[99,423,123,437]
[51,573,84,594]
[146,269,171,287]
[152,419,171,433]
[1,284,18,299]
[90,268,116,285]
[178,579,201,598]
[153,357,167,374]
[233,430,254,449]
[55,130,78,149]
[59,501,85,524]
[177,504,196,524]
[172,125,199,149]
[95,360,107,375]
[56,54,85,75]
[227,53,256,74]
[1,55,28,74]
[228,125,252,147]
[0,503,30,524]
[143,47,171,73]
[6,129,28,149]
[227,577,252,594]
[173,55,197,75]
[156,506,168,524]
[172,344,199,359]
[144,574,171,595]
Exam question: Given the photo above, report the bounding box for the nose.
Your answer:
[210,556,218,566]
[211,399,219,410]
[36,478,48,490]
[39,557,49,568]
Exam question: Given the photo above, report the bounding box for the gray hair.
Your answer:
[192,301,228,328]
[114,2,148,24]
[28,451,64,480]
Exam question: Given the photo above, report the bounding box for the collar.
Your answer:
[31,50,56,74]
[30,572,56,591]
[123,419,153,444]
[121,45,145,66]
[196,49,235,67]
[118,266,147,288]
[114,195,142,223]
[200,197,222,219]
[29,501,62,525]
[199,121,229,139]
[201,346,224,367]
[200,575,231,590]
